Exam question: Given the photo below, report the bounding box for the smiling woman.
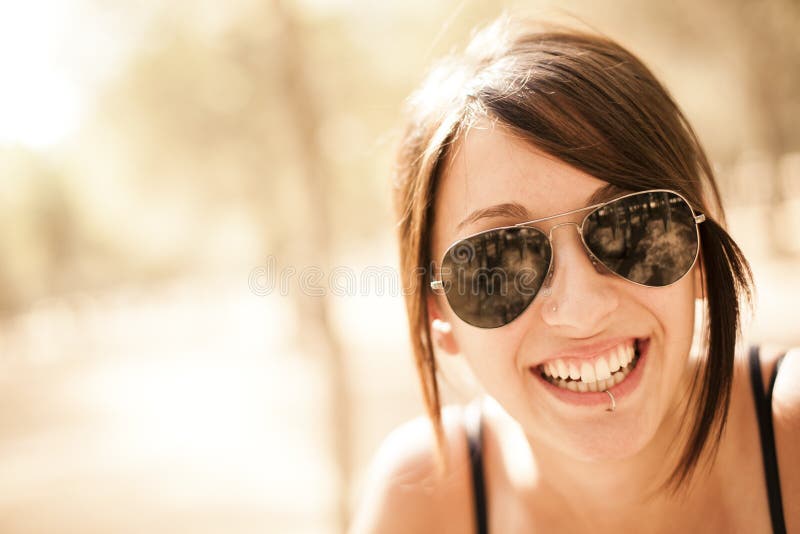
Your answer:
[350,14,799,534]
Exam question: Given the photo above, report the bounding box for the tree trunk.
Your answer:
[272,2,352,532]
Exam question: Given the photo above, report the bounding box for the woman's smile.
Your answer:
[530,337,651,408]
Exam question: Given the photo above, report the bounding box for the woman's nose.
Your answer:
[539,225,619,333]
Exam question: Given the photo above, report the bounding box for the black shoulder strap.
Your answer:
[748,345,787,534]
[465,399,488,534]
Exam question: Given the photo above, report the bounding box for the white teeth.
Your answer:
[539,340,641,392]
[608,350,620,373]
[594,357,611,381]
[615,345,626,368]
[556,359,569,379]
[569,362,581,380]
[622,344,633,367]
[580,361,596,383]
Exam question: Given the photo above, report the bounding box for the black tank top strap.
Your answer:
[748,345,788,534]
[465,398,488,534]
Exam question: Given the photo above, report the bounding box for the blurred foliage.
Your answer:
[0,0,798,312]
[0,2,797,533]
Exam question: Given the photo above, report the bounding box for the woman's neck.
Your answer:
[485,363,718,530]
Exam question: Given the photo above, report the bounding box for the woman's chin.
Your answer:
[557,418,658,463]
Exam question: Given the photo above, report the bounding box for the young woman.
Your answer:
[351,16,798,533]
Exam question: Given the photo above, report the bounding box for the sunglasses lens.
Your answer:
[582,191,699,286]
[440,227,551,328]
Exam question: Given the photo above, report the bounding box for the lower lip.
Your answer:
[530,338,650,408]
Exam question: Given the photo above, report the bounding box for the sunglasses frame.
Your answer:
[430,189,706,324]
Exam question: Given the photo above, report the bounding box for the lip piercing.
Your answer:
[604,389,616,412]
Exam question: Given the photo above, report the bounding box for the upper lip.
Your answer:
[531,337,641,367]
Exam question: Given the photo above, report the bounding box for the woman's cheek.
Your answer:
[458,327,527,392]
[645,283,696,349]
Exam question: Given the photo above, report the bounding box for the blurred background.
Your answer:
[0,0,798,532]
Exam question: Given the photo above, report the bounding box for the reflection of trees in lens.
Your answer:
[472,267,508,297]
[449,240,475,264]
[515,267,542,296]
[442,227,549,327]
[626,221,696,285]
[586,194,696,286]
[589,224,626,257]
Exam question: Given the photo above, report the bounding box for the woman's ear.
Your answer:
[426,292,460,355]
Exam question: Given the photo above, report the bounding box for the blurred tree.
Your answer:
[729,0,800,256]
[270,1,352,531]
[0,150,83,317]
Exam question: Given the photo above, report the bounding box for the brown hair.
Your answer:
[392,16,752,491]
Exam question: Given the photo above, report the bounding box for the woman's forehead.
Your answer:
[435,122,611,240]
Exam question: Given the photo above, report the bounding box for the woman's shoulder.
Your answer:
[730,343,799,531]
[349,404,477,534]
[768,346,800,531]
[730,343,798,412]
[732,343,800,421]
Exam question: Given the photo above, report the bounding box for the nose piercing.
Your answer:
[604,389,616,412]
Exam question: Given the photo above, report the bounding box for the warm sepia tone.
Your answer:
[0,1,798,533]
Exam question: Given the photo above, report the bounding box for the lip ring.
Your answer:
[605,390,616,412]
[531,337,650,408]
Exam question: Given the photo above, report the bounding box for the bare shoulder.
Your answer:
[731,344,800,531]
[771,346,800,418]
[771,347,800,532]
[349,405,476,534]
[720,345,800,532]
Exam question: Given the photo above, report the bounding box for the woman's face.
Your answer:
[429,120,700,461]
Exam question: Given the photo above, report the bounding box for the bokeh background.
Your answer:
[0,0,798,532]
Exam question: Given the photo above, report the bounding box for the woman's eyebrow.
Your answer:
[455,184,627,232]
[456,202,530,231]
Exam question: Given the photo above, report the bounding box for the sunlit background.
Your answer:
[0,0,798,532]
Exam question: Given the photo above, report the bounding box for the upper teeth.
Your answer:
[541,342,635,383]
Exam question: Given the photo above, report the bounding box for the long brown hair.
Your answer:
[392,16,753,491]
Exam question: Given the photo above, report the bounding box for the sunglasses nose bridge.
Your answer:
[546,221,581,241]
[544,221,601,282]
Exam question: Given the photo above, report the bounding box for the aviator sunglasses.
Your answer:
[430,189,706,328]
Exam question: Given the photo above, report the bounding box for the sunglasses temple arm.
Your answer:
[430,280,445,294]
[694,213,706,224]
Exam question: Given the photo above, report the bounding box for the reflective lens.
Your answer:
[440,227,551,328]
[582,191,699,286]
[437,190,702,328]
